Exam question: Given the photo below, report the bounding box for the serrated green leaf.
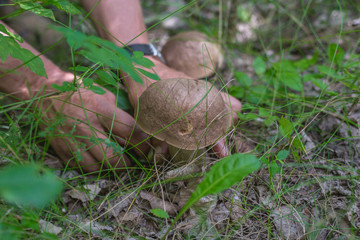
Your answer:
[264,116,278,126]
[150,209,169,219]
[115,89,131,110]
[234,71,252,87]
[0,164,63,209]
[279,117,293,138]
[278,71,303,91]
[17,2,55,21]
[51,81,75,92]
[259,108,271,118]
[136,68,160,81]
[316,65,340,79]
[273,60,303,91]
[69,65,89,72]
[270,161,280,176]
[55,27,145,84]
[239,113,258,121]
[82,78,93,88]
[229,85,244,99]
[294,52,318,70]
[41,0,81,14]
[0,37,10,62]
[253,56,267,76]
[276,150,289,160]
[132,51,155,68]
[185,154,260,208]
[54,27,87,50]
[89,85,106,95]
[293,135,305,152]
[246,85,267,104]
[0,24,23,42]
[236,5,250,22]
[328,43,344,67]
[305,75,327,90]
[259,156,269,164]
[0,35,46,77]
[96,70,117,87]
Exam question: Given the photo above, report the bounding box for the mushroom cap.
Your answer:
[161,31,224,79]
[136,78,231,150]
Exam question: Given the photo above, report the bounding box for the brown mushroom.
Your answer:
[161,31,224,79]
[136,78,231,166]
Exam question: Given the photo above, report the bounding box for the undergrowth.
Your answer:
[0,0,360,239]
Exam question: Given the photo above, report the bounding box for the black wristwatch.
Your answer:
[124,43,165,63]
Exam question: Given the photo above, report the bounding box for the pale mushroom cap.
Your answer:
[161,31,224,79]
[136,78,231,150]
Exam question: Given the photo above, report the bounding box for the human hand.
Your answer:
[41,86,150,173]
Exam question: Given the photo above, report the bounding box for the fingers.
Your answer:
[49,135,106,173]
[75,121,132,172]
[97,96,150,157]
[220,92,241,124]
[211,138,229,159]
[45,92,138,173]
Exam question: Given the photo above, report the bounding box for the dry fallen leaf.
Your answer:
[68,184,102,202]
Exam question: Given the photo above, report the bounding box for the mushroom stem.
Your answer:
[168,145,205,167]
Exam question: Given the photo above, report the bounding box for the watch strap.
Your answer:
[124,43,165,63]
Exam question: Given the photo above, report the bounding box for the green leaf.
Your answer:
[55,27,145,84]
[96,70,117,87]
[259,108,271,118]
[316,65,340,79]
[185,154,260,209]
[246,85,267,104]
[279,71,303,91]
[0,24,23,42]
[16,1,55,21]
[270,161,280,176]
[304,74,328,90]
[279,117,293,138]
[0,35,47,77]
[264,116,278,126]
[328,43,344,66]
[89,85,106,95]
[0,164,63,208]
[132,51,155,68]
[41,0,81,15]
[69,65,89,73]
[150,209,169,219]
[276,150,289,160]
[274,60,302,91]
[293,135,305,152]
[55,27,87,50]
[51,81,75,92]
[115,89,132,110]
[236,5,250,22]
[294,52,318,70]
[253,56,267,76]
[82,78,93,88]
[234,71,252,87]
[136,68,160,81]
[259,156,269,164]
[229,86,244,99]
